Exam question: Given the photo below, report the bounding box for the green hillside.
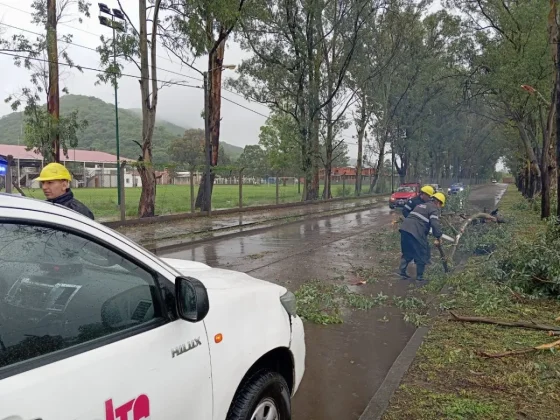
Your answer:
[0,94,244,163]
[125,108,187,137]
[126,108,243,160]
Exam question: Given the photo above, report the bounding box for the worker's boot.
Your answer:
[398,258,410,279]
[416,264,426,281]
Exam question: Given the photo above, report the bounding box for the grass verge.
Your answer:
[382,185,560,420]
[20,183,380,219]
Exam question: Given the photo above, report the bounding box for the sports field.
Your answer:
[22,183,377,220]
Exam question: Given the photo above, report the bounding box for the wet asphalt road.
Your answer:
[156,183,507,420]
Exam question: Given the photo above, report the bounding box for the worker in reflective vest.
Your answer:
[402,185,435,218]
[398,193,446,280]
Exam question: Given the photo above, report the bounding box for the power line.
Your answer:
[0,25,361,139]
[0,50,202,89]
[0,51,272,120]
[0,19,270,107]
[222,96,268,118]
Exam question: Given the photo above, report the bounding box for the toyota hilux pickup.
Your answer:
[0,194,305,420]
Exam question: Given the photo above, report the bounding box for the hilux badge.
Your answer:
[171,337,202,358]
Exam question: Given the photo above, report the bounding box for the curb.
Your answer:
[102,193,389,228]
[358,326,429,420]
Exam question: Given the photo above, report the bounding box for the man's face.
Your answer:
[41,180,68,199]
[420,193,430,201]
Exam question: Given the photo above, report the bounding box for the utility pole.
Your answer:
[203,72,212,215]
[391,141,395,193]
[99,3,125,205]
[112,20,121,205]
[46,0,60,163]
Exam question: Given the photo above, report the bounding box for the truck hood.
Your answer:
[161,257,287,293]
[391,192,415,199]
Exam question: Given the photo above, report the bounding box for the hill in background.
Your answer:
[0,94,244,163]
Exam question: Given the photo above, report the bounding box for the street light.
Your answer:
[99,3,126,205]
[202,64,236,215]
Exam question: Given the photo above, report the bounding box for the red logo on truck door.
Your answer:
[105,394,150,420]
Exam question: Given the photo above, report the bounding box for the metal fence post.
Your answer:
[276,175,280,205]
[5,155,13,194]
[239,168,244,209]
[119,161,126,221]
[190,170,195,213]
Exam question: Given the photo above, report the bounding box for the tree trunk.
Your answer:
[395,152,408,185]
[557,27,560,219]
[323,102,334,200]
[322,163,331,199]
[196,34,227,210]
[355,94,367,196]
[195,172,215,209]
[516,120,542,193]
[541,87,556,218]
[369,143,385,193]
[136,0,160,218]
[209,39,225,167]
[46,0,60,163]
[309,38,321,201]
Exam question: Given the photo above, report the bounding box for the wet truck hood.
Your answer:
[391,192,416,200]
[161,257,288,293]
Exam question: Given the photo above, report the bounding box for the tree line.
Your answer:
[4,0,547,218]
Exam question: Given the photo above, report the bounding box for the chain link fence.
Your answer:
[1,154,485,221]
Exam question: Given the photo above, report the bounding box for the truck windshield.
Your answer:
[396,186,415,192]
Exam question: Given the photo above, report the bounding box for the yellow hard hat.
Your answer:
[36,163,72,182]
[433,192,446,206]
[420,185,435,196]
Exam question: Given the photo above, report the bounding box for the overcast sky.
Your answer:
[0,0,270,150]
[0,0,483,171]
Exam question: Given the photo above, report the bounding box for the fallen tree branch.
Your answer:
[477,339,560,358]
[442,217,459,235]
[449,213,498,260]
[448,311,560,332]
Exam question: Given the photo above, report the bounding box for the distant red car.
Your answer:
[389,183,420,209]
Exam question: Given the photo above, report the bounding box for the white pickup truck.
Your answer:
[0,194,305,420]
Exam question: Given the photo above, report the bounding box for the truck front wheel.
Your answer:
[227,369,291,420]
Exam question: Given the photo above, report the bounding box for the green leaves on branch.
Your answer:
[23,108,88,163]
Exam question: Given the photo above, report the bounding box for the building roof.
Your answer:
[0,144,133,163]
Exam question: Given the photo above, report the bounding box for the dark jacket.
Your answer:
[402,195,424,218]
[399,201,442,245]
[48,190,95,220]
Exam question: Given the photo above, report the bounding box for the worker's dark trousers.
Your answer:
[400,231,429,278]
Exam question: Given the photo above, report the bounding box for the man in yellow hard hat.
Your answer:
[36,163,94,220]
[398,191,445,281]
[402,185,435,218]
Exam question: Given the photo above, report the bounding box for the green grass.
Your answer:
[21,182,380,220]
[382,185,560,420]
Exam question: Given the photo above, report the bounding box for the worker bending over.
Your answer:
[398,192,446,280]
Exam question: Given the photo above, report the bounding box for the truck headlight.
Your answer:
[280,291,297,316]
